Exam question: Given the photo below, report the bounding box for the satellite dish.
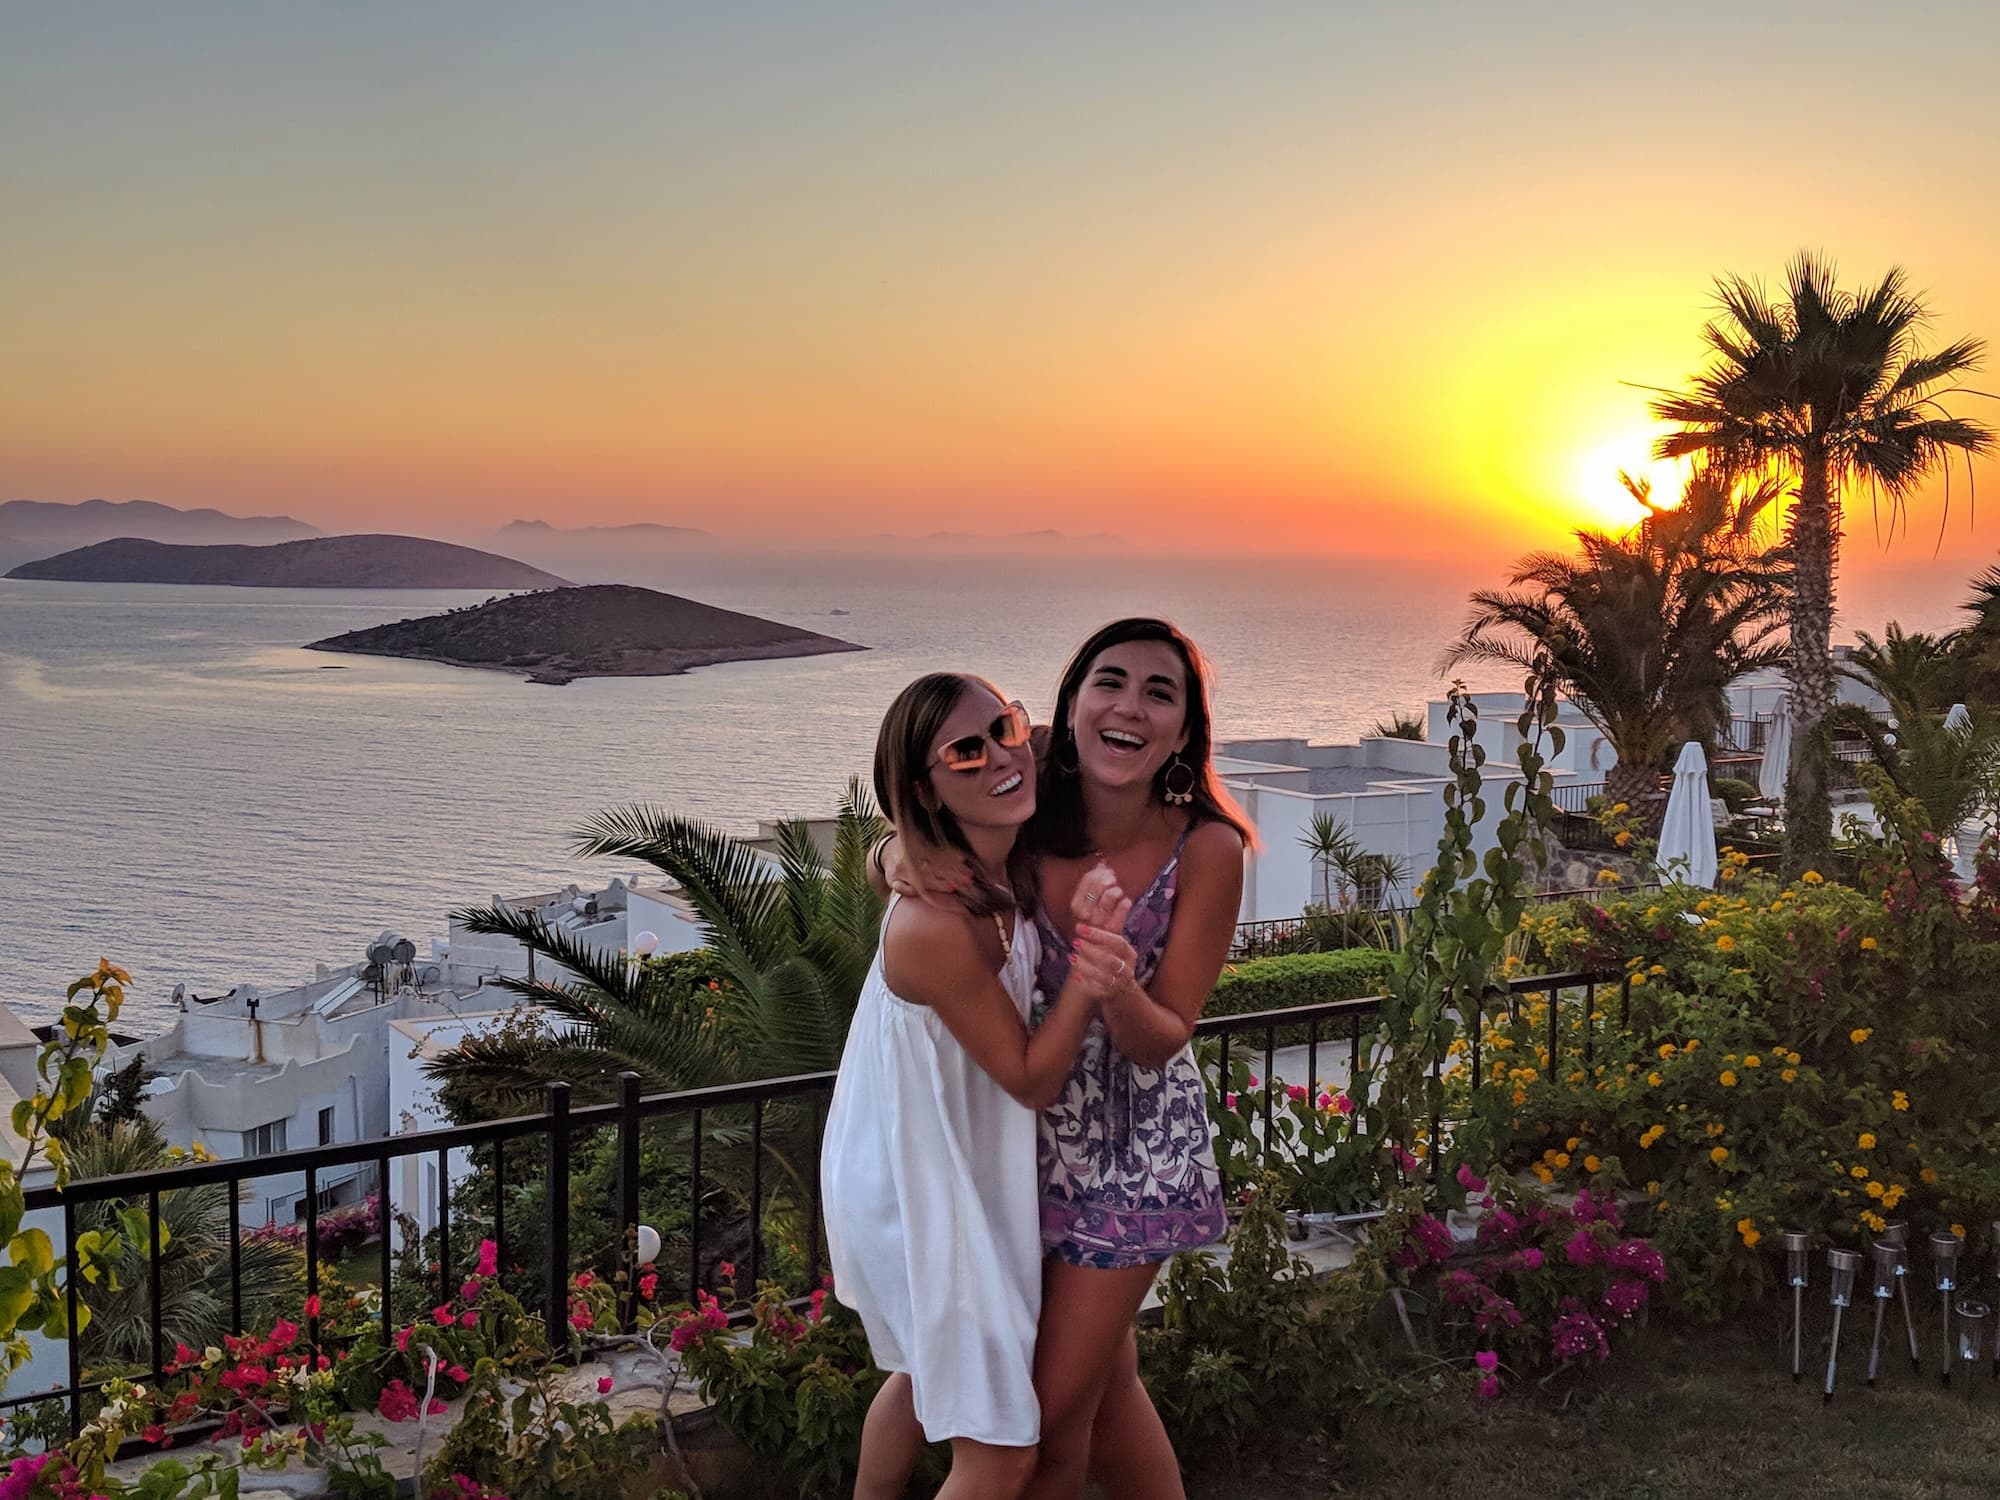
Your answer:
[392,939,416,964]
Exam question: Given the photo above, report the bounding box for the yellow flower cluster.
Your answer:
[1850,1028,1872,1044]
[1892,1090,1909,1111]
[1860,936,1879,951]
[1715,934,1737,953]
[1709,1146,1729,1164]
[1857,1132,1876,1150]
[1719,1070,1738,1088]
[1737,1217,1761,1247]
[1639,1125,1665,1148]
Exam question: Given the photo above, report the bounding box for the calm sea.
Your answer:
[0,548,1975,1029]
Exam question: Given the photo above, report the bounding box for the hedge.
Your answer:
[1205,948,1394,1045]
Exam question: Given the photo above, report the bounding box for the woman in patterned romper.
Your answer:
[873,618,1250,1498]
[1019,617,1251,1500]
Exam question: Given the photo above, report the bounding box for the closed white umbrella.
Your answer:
[1943,704,1978,877]
[1659,741,1719,888]
[1758,701,1792,803]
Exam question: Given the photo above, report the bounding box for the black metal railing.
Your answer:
[9,966,1620,1439]
[1550,780,1606,815]
[1196,970,1620,1188]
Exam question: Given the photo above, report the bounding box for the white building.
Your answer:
[1220,691,1610,923]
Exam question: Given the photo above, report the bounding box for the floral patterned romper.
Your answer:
[1032,824,1228,1268]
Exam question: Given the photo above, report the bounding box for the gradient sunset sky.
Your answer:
[7,2,1999,564]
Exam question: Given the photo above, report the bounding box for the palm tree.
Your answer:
[1831,699,2000,840]
[1652,255,1994,871]
[1369,710,1426,741]
[1842,623,1959,725]
[1298,812,1361,909]
[70,1120,302,1369]
[426,779,887,1217]
[1950,566,2000,705]
[1444,467,1791,813]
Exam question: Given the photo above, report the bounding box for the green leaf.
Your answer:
[7,1228,53,1278]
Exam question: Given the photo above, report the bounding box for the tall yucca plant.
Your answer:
[1652,255,1994,872]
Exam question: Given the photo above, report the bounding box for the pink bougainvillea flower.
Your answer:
[717,1261,736,1281]
[597,1376,615,1394]
[1286,1083,1308,1102]
[303,1294,320,1319]
[1477,1374,1500,1399]
[460,1279,481,1303]
[476,1239,499,1278]
[1456,1163,1487,1193]
[433,1305,456,1326]
[459,1311,478,1328]
[1474,1349,1499,1372]
[395,1325,413,1353]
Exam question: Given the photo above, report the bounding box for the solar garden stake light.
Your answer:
[1782,1230,1812,1381]
[1883,1218,1921,1371]
[1866,1241,1903,1386]
[1824,1248,1861,1404]
[1933,1231,1965,1386]
[1991,1221,2000,1380]
[1956,1300,1991,1404]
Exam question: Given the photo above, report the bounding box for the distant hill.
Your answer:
[6,535,569,589]
[0,499,319,566]
[306,583,863,684]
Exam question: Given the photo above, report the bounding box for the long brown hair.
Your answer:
[1030,617,1255,859]
[873,672,1032,917]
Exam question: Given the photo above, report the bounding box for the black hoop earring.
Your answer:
[1162,756,1196,806]
[1055,735,1080,775]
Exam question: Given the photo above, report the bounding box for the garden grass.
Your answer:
[1182,1300,2000,1500]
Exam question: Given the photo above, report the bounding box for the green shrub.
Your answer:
[1465,786,2000,1321]
[1209,948,1393,1016]
[1139,1175,1412,1461]
[1714,776,1760,813]
[1205,948,1393,1047]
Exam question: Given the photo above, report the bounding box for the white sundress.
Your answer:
[821,898,1044,1448]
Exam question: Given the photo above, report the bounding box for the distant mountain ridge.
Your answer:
[7,535,568,590]
[307,582,863,683]
[0,499,319,566]
[497,519,709,540]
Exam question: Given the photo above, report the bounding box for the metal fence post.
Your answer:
[544,1082,571,1349]
[617,1072,642,1330]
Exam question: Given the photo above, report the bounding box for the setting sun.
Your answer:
[1569,430,1694,533]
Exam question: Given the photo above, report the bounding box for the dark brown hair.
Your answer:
[1030,617,1254,859]
[873,672,1032,916]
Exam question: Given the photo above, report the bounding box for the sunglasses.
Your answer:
[930,701,1032,773]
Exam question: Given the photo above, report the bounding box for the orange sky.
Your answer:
[5,4,1999,568]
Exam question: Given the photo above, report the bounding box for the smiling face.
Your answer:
[921,684,1037,834]
[1068,640,1191,793]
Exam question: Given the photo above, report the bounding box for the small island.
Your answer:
[304,583,864,683]
[6,534,568,589]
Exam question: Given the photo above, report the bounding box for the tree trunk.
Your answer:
[1784,453,1837,875]
[1604,760,1660,812]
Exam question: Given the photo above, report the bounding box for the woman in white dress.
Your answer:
[823,673,1136,1500]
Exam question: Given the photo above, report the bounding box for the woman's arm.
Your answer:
[884,901,1129,1111]
[1095,821,1247,1069]
[869,831,973,904]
